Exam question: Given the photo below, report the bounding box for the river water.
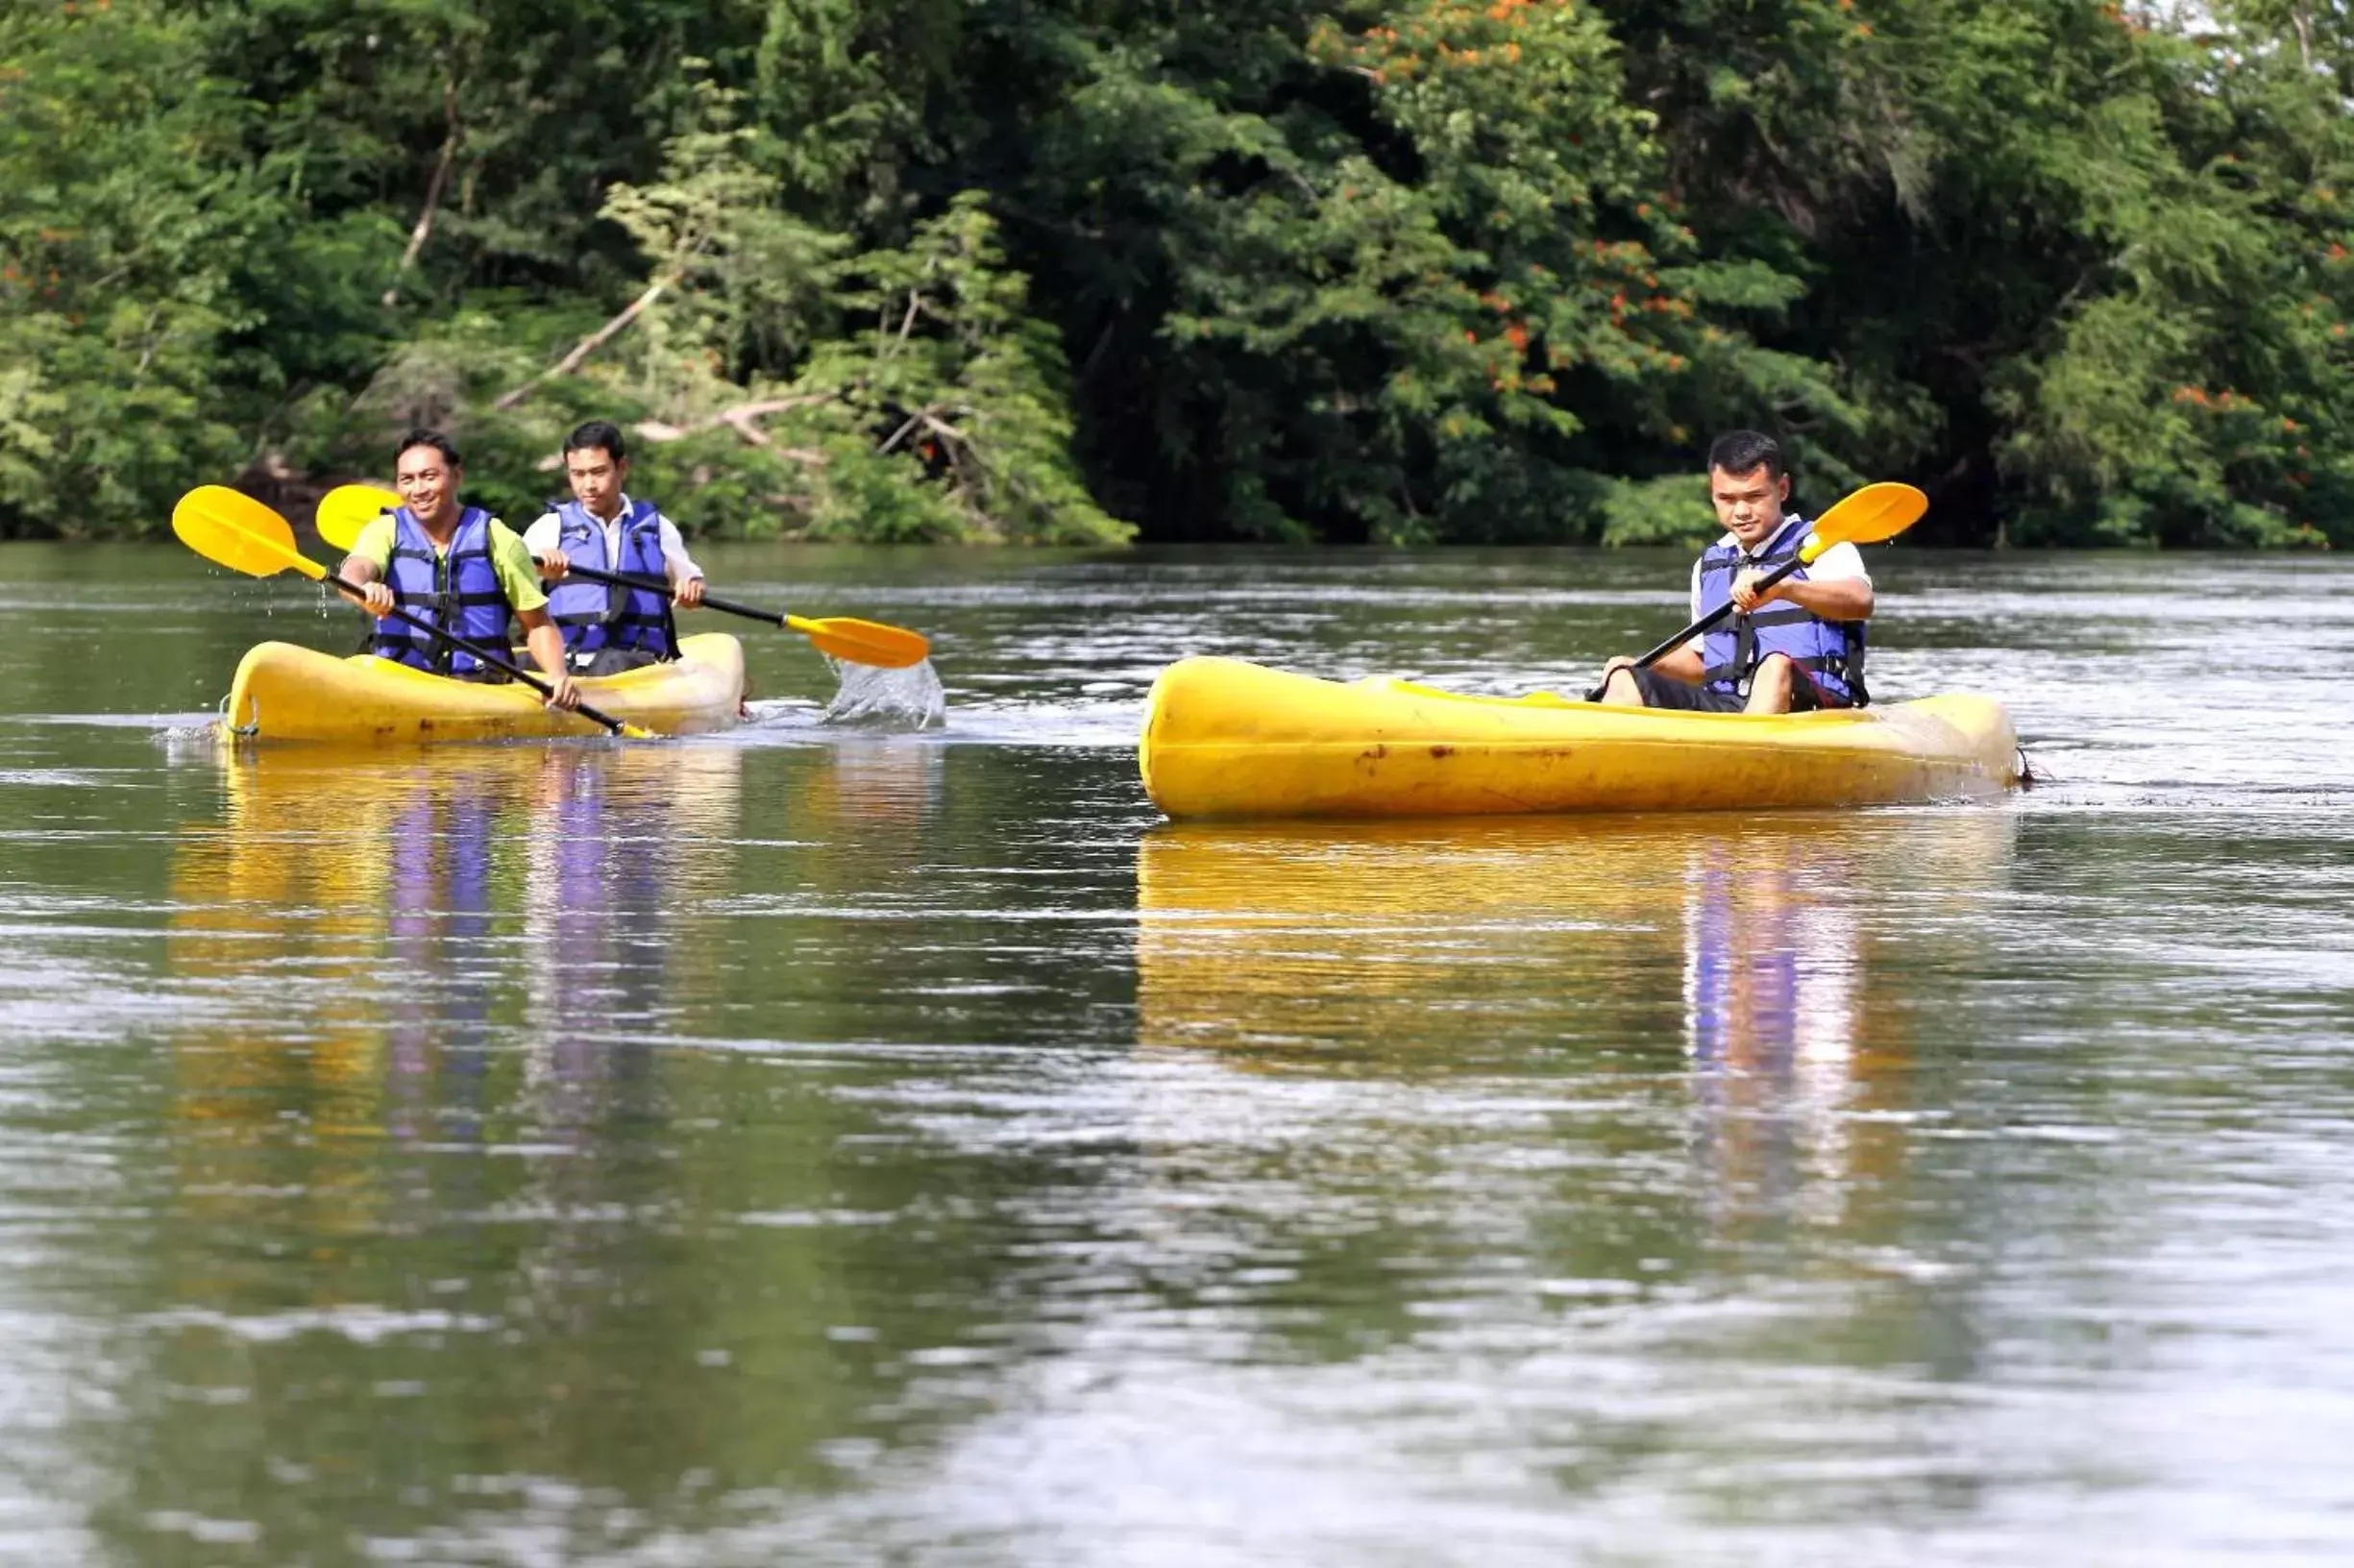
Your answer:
[1,542,2350,1565]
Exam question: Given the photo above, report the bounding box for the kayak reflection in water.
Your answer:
[526,420,711,678]
[1594,429,1876,716]
[384,778,499,1152]
[1682,838,1872,1234]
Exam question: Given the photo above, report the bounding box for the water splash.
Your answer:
[158,720,229,763]
[820,656,947,729]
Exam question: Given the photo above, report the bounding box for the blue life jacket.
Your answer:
[374,507,511,676]
[1695,514,1868,707]
[544,499,677,660]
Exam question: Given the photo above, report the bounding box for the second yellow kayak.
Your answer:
[220,632,747,743]
[1140,655,2020,820]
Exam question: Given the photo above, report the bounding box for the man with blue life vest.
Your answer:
[1595,430,1873,715]
[522,421,707,676]
[337,429,581,711]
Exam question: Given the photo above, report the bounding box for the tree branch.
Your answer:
[875,406,928,455]
[382,71,464,308]
[492,274,672,410]
[627,396,835,451]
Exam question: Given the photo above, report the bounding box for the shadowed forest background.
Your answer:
[5,0,2352,548]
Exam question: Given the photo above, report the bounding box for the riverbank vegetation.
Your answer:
[5,0,2350,546]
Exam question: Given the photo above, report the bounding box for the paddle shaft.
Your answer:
[331,571,634,736]
[1630,554,1806,670]
[537,556,780,626]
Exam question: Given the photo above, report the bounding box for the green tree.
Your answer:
[0,2,291,535]
[9,0,2354,547]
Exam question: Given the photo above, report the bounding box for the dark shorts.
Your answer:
[1622,667,1830,713]
[565,647,666,677]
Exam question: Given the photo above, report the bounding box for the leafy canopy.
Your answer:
[2,0,2347,547]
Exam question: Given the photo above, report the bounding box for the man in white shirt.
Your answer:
[525,421,709,674]
[1595,430,1874,714]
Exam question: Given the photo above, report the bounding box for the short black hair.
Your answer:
[563,420,627,463]
[1705,429,1785,481]
[396,429,462,468]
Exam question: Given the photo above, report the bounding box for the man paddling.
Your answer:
[1594,430,1873,714]
[524,421,707,675]
[338,430,581,710]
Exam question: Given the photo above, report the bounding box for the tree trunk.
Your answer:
[382,71,464,308]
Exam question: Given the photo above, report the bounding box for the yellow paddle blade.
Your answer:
[785,614,933,670]
[315,482,402,551]
[1802,481,1927,560]
[172,486,327,582]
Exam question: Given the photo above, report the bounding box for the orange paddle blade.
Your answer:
[314,482,402,551]
[172,487,326,582]
[1807,481,1927,551]
[785,615,933,670]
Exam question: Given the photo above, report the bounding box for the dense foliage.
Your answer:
[4,0,2349,546]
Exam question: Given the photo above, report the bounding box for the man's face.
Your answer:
[565,447,627,517]
[395,445,460,527]
[1709,463,1790,550]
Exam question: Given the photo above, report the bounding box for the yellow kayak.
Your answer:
[219,632,746,743]
[1139,655,2020,820]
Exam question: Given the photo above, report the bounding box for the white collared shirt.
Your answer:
[523,494,704,585]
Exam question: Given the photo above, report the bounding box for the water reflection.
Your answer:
[517,746,741,1134]
[168,743,746,1142]
[137,745,764,1555]
[385,772,498,1153]
[797,735,944,831]
[9,545,2353,1561]
[1671,821,2012,1240]
[1136,811,2020,1228]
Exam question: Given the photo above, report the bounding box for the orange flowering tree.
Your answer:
[1018,0,1849,541]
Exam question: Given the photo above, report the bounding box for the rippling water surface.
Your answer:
[2,542,2351,1565]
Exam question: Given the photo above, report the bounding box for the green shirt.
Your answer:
[345,512,548,614]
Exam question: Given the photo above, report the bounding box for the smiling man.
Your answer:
[335,429,580,710]
[1594,430,1874,714]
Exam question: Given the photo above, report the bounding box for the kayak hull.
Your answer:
[1139,656,2019,820]
[220,632,747,744]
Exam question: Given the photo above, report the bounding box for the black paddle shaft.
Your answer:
[535,556,782,626]
[1629,554,1807,671]
[1584,554,1809,701]
[331,571,632,736]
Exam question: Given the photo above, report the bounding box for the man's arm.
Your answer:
[483,522,550,616]
[656,514,705,607]
[1735,539,1874,620]
[1736,574,1874,622]
[486,524,579,708]
[1654,637,1708,680]
[338,517,397,616]
[516,608,580,710]
[1602,636,1704,685]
